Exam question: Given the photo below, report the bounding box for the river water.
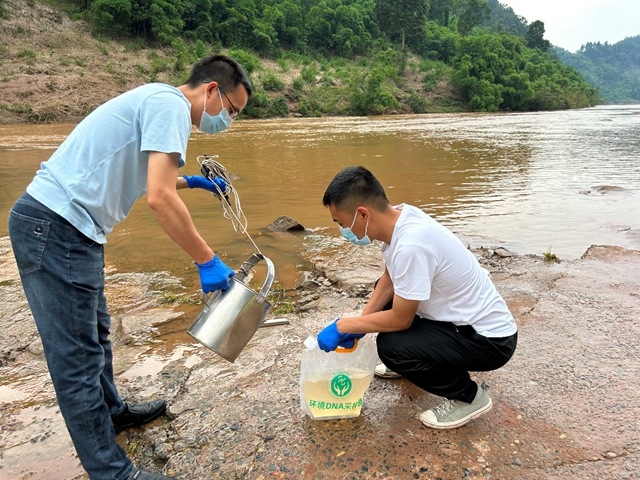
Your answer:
[1,105,639,288]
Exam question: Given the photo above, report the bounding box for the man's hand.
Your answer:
[196,256,235,293]
[317,319,365,352]
[183,175,227,193]
[338,333,365,349]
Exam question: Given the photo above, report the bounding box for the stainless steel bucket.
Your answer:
[188,254,275,362]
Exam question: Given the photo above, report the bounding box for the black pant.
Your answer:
[377,317,517,403]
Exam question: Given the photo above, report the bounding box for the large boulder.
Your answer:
[265,215,305,232]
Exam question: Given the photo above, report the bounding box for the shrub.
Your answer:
[292,76,305,91]
[267,96,289,117]
[227,49,261,76]
[300,64,319,83]
[243,89,270,118]
[407,92,428,113]
[298,98,322,117]
[17,49,36,60]
[261,72,285,92]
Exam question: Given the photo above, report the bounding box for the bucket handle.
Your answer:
[236,253,275,300]
[201,253,275,305]
[258,255,275,300]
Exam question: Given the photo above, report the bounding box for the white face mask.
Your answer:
[199,88,233,134]
[339,211,372,246]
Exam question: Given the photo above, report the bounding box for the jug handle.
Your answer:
[335,339,359,353]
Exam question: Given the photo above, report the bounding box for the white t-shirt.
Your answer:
[27,83,192,243]
[382,204,516,337]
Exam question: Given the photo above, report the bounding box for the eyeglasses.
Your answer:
[219,87,239,118]
[203,81,240,118]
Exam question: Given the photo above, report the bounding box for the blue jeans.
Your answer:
[8,193,134,480]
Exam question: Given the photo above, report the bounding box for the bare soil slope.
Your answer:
[0,0,178,124]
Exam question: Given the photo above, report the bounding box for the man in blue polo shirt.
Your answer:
[8,54,251,480]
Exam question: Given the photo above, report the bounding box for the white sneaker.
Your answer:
[374,363,402,379]
[419,382,493,430]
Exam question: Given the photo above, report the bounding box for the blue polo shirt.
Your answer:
[27,83,192,243]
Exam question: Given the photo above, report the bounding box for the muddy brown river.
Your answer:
[1,105,639,289]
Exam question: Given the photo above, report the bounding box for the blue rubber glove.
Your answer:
[338,333,365,349]
[183,175,227,193]
[317,319,365,352]
[195,256,235,293]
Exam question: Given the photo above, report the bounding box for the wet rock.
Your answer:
[493,247,515,258]
[579,185,627,195]
[296,271,321,290]
[265,215,305,232]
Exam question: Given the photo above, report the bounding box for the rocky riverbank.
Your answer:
[0,234,639,479]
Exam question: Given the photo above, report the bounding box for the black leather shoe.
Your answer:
[128,468,176,479]
[112,399,166,434]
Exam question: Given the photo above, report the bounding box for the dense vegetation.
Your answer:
[5,0,602,118]
[556,36,640,104]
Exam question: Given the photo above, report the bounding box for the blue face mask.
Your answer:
[199,88,233,134]
[339,211,372,246]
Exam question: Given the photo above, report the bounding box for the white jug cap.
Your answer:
[304,336,318,350]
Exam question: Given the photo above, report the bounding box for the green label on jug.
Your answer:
[330,372,352,398]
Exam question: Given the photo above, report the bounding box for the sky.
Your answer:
[499,0,640,52]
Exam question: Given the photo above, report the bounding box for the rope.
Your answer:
[197,154,263,255]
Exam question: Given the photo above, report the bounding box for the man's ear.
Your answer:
[356,206,370,220]
[204,81,218,95]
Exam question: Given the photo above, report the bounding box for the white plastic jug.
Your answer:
[299,335,378,420]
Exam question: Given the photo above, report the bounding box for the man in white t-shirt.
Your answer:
[8,55,251,480]
[316,166,518,430]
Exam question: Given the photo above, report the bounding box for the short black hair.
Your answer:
[323,166,389,212]
[185,54,252,97]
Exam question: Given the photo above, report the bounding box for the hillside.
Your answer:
[0,0,600,124]
[0,0,463,124]
[556,36,640,104]
[0,0,211,124]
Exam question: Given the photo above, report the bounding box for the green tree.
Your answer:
[272,0,306,50]
[453,32,598,111]
[147,0,185,44]
[374,0,429,48]
[428,0,452,25]
[306,1,336,52]
[525,20,550,51]
[484,0,527,36]
[453,33,528,110]
[331,3,375,57]
[89,0,133,36]
[455,0,490,36]
[416,21,458,62]
[180,0,214,42]
[213,0,284,54]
